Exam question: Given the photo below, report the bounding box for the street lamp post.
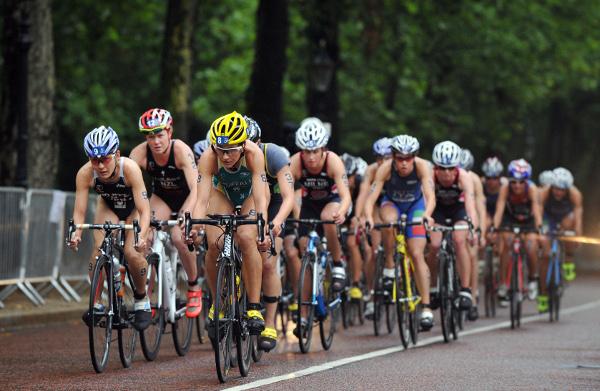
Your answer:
[16,10,31,188]
[310,39,334,93]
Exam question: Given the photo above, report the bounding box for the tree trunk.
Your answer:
[246,0,289,146]
[305,0,340,153]
[0,1,21,186]
[27,0,56,188]
[161,0,197,143]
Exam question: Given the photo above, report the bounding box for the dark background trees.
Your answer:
[0,0,599,235]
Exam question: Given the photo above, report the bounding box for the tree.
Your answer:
[246,0,289,145]
[161,0,197,143]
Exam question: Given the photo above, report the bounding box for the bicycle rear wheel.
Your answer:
[373,250,385,336]
[140,255,164,361]
[89,255,113,373]
[117,272,137,368]
[195,277,210,344]
[408,273,419,346]
[395,256,409,349]
[297,254,315,353]
[172,263,193,356]
[214,260,234,383]
[320,257,339,351]
[510,254,520,329]
[235,274,252,376]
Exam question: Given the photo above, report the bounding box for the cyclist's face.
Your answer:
[301,148,325,168]
[551,186,567,200]
[393,153,415,176]
[485,176,501,192]
[214,144,244,168]
[435,166,458,184]
[90,152,118,179]
[509,179,527,194]
[146,128,171,154]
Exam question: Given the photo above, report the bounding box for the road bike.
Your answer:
[139,217,193,361]
[544,228,575,322]
[67,219,140,373]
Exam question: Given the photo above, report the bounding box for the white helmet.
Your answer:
[83,126,119,158]
[432,141,462,168]
[355,157,368,176]
[372,137,392,156]
[552,167,573,189]
[538,170,555,187]
[295,117,329,150]
[482,157,503,177]
[391,135,419,155]
[193,139,210,160]
[459,148,474,171]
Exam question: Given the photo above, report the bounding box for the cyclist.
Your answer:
[459,149,487,321]
[286,117,352,337]
[491,159,542,305]
[426,141,479,312]
[537,167,583,311]
[538,170,554,188]
[354,137,392,319]
[341,153,366,302]
[245,116,295,352]
[193,138,210,164]
[68,126,152,331]
[193,111,270,336]
[364,135,436,330]
[130,108,202,318]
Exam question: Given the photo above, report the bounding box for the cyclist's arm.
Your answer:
[247,143,268,220]
[364,161,390,225]
[492,184,508,229]
[459,168,478,228]
[472,172,487,233]
[326,153,351,217]
[529,185,542,228]
[571,186,584,235]
[416,158,436,218]
[193,148,215,219]
[274,165,295,229]
[354,163,376,219]
[125,158,151,240]
[72,164,93,232]
[128,142,147,171]
[174,140,199,215]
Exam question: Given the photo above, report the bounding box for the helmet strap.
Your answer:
[108,154,119,180]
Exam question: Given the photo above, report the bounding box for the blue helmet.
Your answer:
[193,139,210,160]
[83,126,119,158]
[507,159,532,180]
[372,137,392,157]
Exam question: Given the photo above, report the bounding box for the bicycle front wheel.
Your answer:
[483,246,496,318]
[509,253,520,329]
[438,252,452,343]
[297,254,315,354]
[172,264,193,356]
[89,255,113,373]
[320,256,339,351]
[214,260,234,383]
[235,273,252,377]
[140,255,164,361]
[395,256,409,349]
[117,272,137,368]
[373,250,385,336]
[408,271,419,346]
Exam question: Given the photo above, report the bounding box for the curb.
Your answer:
[0,304,87,332]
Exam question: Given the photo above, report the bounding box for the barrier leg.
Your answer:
[24,281,45,305]
[59,277,81,302]
[17,282,42,306]
[0,299,4,309]
[0,285,19,301]
[38,282,53,297]
[51,279,73,302]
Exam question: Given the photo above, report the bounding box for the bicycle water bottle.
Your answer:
[112,256,121,292]
[316,291,327,320]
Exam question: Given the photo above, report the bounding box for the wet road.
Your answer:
[2,277,599,390]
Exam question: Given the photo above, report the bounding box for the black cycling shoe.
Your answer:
[81,304,105,327]
[258,327,277,352]
[246,310,265,336]
[133,297,152,331]
[331,265,347,292]
[457,291,473,311]
[467,306,479,321]
[429,292,440,310]
[293,319,308,339]
[420,310,434,331]
[382,277,394,294]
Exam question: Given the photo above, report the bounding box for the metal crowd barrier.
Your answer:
[0,187,98,307]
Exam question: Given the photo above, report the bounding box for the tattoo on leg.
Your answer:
[142,191,148,200]
[284,172,294,185]
[249,209,256,216]
[140,267,147,277]
[197,174,202,183]
[260,173,267,182]
[88,262,93,271]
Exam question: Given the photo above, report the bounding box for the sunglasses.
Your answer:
[435,166,455,172]
[393,154,414,162]
[139,127,166,135]
[510,179,526,185]
[214,145,243,155]
[90,154,114,165]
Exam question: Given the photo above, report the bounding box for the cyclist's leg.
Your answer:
[347,218,363,299]
[283,233,300,302]
[560,212,578,281]
[365,206,382,291]
[452,219,472,309]
[204,189,231,307]
[525,230,540,299]
[321,201,346,291]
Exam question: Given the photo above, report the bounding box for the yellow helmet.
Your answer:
[209,111,248,145]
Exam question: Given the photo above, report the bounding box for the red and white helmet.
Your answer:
[139,108,173,133]
[507,158,532,180]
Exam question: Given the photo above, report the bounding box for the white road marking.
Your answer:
[223,299,600,391]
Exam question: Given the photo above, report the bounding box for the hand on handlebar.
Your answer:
[331,210,346,225]
[134,235,147,253]
[257,228,271,252]
[422,214,434,228]
[67,234,81,251]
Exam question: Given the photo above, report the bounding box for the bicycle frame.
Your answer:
[150,227,184,324]
[506,228,525,300]
[395,232,420,312]
[546,233,562,289]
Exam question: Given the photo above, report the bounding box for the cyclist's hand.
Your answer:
[332,210,345,225]
[134,236,147,253]
[365,217,374,232]
[422,214,434,228]
[67,235,81,251]
[271,218,283,238]
[257,234,271,252]
[479,233,487,248]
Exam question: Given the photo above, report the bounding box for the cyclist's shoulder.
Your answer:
[76,162,95,185]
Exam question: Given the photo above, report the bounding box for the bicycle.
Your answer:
[544,227,575,322]
[339,225,365,329]
[426,219,471,343]
[368,240,396,336]
[498,225,537,329]
[287,218,342,354]
[66,219,140,373]
[372,214,422,348]
[194,232,211,345]
[139,217,194,361]
[185,211,264,383]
